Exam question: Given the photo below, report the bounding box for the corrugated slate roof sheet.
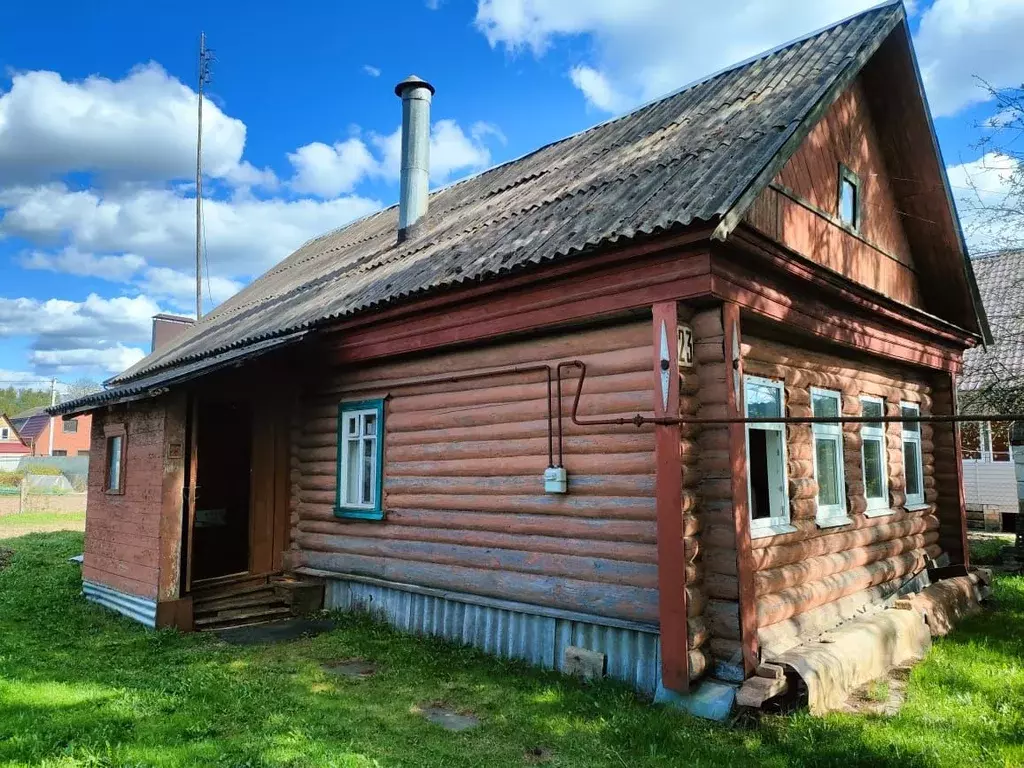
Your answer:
[961,250,1024,391]
[100,4,901,394]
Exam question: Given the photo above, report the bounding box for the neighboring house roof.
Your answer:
[10,410,49,443]
[53,1,986,417]
[961,250,1024,391]
[0,413,30,453]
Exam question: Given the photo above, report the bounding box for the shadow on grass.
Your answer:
[1,532,1021,767]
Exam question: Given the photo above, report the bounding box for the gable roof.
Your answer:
[0,413,30,451]
[961,250,1024,391]
[54,1,985,417]
[10,409,49,442]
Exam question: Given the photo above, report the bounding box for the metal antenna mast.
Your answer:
[195,32,213,320]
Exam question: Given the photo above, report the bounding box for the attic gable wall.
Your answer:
[0,415,20,442]
[744,77,924,309]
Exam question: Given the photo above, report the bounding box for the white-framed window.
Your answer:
[0,427,8,440]
[962,421,1014,463]
[860,395,889,516]
[745,376,792,536]
[811,388,848,526]
[336,399,384,519]
[901,402,925,508]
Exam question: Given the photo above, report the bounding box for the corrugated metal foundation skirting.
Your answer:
[324,576,663,695]
[82,580,157,628]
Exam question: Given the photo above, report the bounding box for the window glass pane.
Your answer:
[904,439,922,496]
[346,438,360,504]
[992,422,1011,461]
[961,422,981,460]
[361,438,375,504]
[863,438,885,499]
[901,405,920,433]
[812,392,839,418]
[363,413,376,437]
[108,436,122,490]
[862,399,883,428]
[748,429,771,519]
[840,176,857,226]
[746,381,782,419]
[816,437,840,506]
[347,416,358,437]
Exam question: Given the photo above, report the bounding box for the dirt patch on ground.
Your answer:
[841,666,911,717]
[0,547,13,571]
[322,659,377,679]
[411,701,481,731]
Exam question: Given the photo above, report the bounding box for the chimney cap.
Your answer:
[394,74,435,98]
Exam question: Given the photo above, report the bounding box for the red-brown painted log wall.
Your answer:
[744,78,923,309]
[741,336,945,653]
[291,320,667,625]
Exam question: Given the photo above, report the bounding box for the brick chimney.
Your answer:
[151,314,195,353]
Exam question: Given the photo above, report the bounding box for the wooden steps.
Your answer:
[191,573,324,631]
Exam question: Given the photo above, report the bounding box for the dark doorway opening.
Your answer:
[189,400,253,583]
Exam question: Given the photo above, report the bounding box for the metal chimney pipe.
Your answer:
[394,75,435,243]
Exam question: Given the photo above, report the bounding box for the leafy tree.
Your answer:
[0,387,52,418]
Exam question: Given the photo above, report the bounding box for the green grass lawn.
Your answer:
[0,511,86,540]
[1,533,1022,768]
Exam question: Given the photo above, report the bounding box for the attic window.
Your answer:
[838,165,860,231]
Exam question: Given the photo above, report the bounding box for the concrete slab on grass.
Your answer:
[413,703,481,731]
[655,679,738,721]
[216,618,336,645]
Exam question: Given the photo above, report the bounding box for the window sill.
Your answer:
[904,503,932,512]
[334,507,384,521]
[750,522,798,540]
[816,515,854,529]
[864,507,895,518]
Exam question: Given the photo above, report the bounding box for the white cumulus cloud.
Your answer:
[476,0,1024,118]
[947,152,1024,254]
[475,0,878,111]
[287,137,379,198]
[915,0,1024,117]
[0,59,505,378]
[372,119,499,183]
[0,293,163,375]
[0,63,275,187]
[20,248,146,282]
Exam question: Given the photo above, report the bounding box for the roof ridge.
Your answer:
[100,2,907,392]
[415,0,903,203]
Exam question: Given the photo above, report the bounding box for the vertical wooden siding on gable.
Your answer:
[741,336,943,654]
[83,402,168,600]
[291,320,666,625]
[744,78,924,309]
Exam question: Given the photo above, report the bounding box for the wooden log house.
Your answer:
[53,2,991,713]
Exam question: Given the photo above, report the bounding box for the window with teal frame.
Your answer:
[335,399,385,519]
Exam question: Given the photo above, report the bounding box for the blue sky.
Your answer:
[0,0,1021,388]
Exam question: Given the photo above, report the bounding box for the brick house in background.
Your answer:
[960,249,1024,532]
[10,407,92,457]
